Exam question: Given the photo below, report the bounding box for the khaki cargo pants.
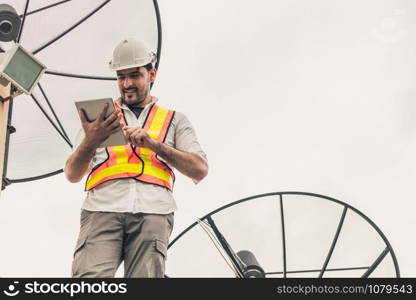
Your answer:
[71,210,174,278]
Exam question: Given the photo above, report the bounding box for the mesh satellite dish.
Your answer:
[0,0,162,187]
[167,192,400,278]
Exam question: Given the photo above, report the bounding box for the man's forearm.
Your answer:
[64,139,97,183]
[152,142,208,182]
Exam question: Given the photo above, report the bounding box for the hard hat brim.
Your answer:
[110,62,153,71]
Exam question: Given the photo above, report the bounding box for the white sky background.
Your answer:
[0,0,415,277]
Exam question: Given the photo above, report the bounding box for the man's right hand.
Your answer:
[79,103,123,149]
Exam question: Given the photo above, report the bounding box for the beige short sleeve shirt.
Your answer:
[70,97,207,214]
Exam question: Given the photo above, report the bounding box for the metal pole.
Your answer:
[0,83,11,194]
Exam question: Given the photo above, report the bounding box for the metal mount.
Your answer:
[0,87,23,103]
[0,95,10,102]
[7,125,15,134]
[1,177,11,190]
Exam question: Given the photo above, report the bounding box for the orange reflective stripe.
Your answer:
[114,101,128,127]
[143,104,157,131]
[158,110,174,142]
[137,174,173,191]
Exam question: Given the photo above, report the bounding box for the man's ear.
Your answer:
[149,68,157,83]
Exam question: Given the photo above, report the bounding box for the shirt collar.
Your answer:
[116,96,158,110]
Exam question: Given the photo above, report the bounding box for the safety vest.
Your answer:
[85,101,175,191]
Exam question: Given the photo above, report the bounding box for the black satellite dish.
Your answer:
[1,0,162,189]
[167,192,400,278]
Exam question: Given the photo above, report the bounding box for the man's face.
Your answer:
[116,66,156,106]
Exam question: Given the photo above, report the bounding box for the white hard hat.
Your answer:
[109,38,157,71]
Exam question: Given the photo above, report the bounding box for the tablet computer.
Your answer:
[75,98,128,148]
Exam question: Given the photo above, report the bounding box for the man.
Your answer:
[64,38,208,278]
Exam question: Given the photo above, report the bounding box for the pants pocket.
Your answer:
[154,238,167,259]
[71,211,95,277]
[73,234,87,258]
[74,210,94,257]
